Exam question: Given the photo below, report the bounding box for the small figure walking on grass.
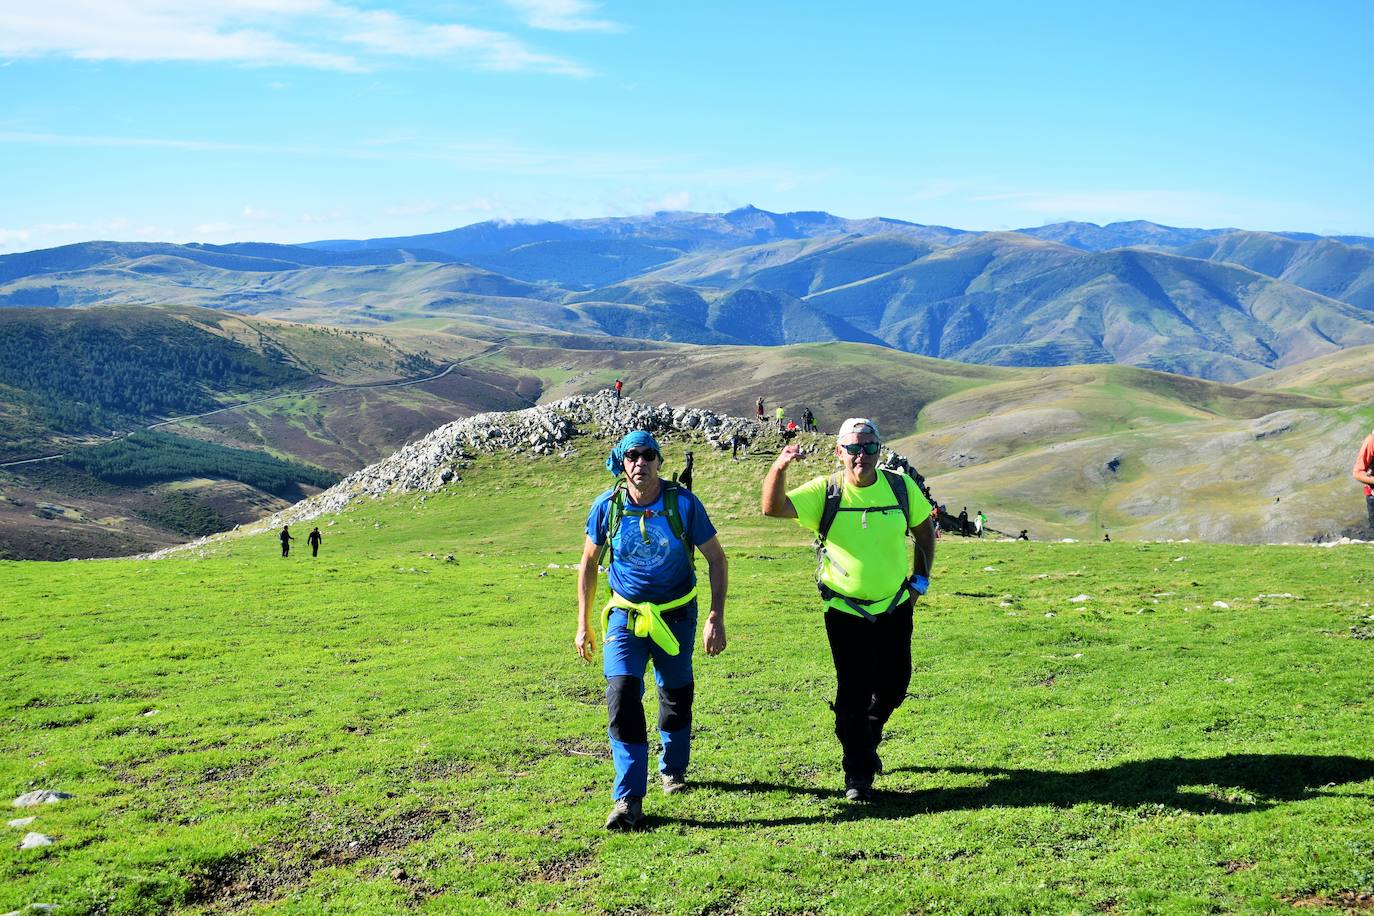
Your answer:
[279,526,294,558]
[308,527,323,557]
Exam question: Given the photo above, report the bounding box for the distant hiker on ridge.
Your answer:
[802,406,816,433]
[308,527,323,557]
[775,405,786,431]
[576,431,729,831]
[762,417,935,803]
[755,397,765,421]
[975,510,987,538]
[730,430,749,461]
[679,451,694,491]
[958,507,970,537]
[613,378,623,408]
[1354,427,1374,533]
[279,526,294,558]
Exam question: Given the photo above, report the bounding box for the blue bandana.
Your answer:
[606,430,661,477]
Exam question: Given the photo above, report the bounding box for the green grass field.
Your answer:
[3,446,1372,914]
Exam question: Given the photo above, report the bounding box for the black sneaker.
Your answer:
[844,779,873,803]
[872,750,884,776]
[604,796,644,830]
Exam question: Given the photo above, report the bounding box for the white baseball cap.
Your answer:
[836,417,881,444]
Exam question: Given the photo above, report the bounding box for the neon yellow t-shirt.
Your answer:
[788,471,932,615]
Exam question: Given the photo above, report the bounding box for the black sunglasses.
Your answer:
[841,441,881,456]
[624,449,659,463]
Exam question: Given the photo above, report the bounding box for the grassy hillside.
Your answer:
[0,306,540,558]
[1242,342,1374,402]
[472,340,1369,542]
[2,447,1371,913]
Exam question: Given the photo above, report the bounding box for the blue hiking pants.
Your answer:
[603,601,697,799]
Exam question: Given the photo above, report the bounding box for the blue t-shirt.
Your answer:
[586,484,717,604]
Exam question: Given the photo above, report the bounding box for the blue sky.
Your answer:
[2,1,1371,253]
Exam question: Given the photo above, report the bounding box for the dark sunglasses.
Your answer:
[624,449,659,463]
[841,441,881,456]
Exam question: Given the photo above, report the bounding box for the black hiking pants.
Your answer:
[1367,494,1374,533]
[824,599,914,785]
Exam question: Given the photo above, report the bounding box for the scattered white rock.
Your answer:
[547,563,559,569]
[1059,538,1078,543]
[1172,557,1187,562]
[12,791,72,808]
[2,905,58,916]
[19,832,53,849]
[1045,612,1056,618]
[1212,601,1230,609]
[982,566,996,572]
[999,601,1013,607]
[8,817,36,828]
[1253,593,1298,600]
[1069,594,1092,603]
[1071,653,1084,658]
[144,391,810,558]
[141,709,158,717]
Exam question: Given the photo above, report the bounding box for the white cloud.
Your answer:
[241,205,275,220]
[505,0,622,33]
[0,228,33,245]
[643,191,690,212]
[0,1,590,75]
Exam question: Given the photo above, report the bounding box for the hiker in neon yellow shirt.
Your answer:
[575,430,728,831]
[762,417,935,802]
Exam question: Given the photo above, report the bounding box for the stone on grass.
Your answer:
[8,817,36,828]
[1069,594,1091,603]
[19,832,53,849]
[1212,601,1230,609]
[12,791,72,808]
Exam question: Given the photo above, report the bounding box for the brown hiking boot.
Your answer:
[604,796,644,831]
[661,772,687,795]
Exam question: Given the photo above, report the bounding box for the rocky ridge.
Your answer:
[146,390,799,558]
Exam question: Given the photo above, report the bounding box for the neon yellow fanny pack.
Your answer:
[601,587,698,656]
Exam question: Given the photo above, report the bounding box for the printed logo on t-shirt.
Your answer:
[618,529,673,571]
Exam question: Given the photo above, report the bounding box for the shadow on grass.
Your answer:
[658,754,1374,828]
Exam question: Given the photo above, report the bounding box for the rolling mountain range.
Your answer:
[5,208,1374,383]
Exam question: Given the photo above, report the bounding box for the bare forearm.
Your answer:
[913,520,934,578]
[706,556,727,619]
[576,561,598,627]
[762,464,792,517]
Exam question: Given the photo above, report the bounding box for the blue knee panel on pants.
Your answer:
[603,603,697,798]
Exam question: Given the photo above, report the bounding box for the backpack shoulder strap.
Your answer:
[598,484,626,565]
[817,473,844,546]
[659,481,687,544]
[881,468,911,530]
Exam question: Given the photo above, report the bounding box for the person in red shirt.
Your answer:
[1354,428,1374,532]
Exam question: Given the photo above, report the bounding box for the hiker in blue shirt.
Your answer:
[575,431,728,831]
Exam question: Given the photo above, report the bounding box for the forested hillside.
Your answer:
[0,308,310,446]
